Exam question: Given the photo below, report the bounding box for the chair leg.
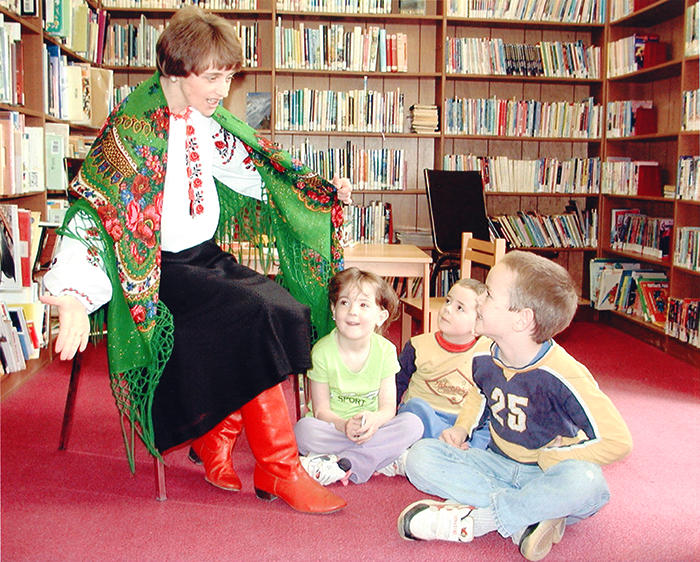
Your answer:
[401,308,412,350]
[59,352,84,451]
[293,373,309,420]
[155,457,167,501]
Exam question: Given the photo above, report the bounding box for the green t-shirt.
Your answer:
[306,328,400,419]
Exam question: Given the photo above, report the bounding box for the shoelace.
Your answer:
[304,455,341,485]
[431,505,474,542]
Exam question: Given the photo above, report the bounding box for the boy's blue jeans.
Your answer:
[405,439,611,538]
[398,397,491,449]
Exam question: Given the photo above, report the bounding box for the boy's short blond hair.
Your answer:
[454,278,486,296]
[500,251,578,343]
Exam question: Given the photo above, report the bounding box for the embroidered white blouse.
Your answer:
[44,107,264,314]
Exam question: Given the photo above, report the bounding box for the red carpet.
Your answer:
[2,321,699,562]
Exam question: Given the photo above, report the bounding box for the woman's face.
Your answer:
[173,65,236,116]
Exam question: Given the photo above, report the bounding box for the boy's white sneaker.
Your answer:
[376,449,409,477]
[299,453,351,486]
[398,500,475,543]
[519,518,566,561]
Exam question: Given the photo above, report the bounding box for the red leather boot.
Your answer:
[190,411,243,491]
[241,384,347,514]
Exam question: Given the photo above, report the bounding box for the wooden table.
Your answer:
[234,242,433,335]
[344,243,432,335]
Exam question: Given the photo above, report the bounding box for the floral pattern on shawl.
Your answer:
[68,72,344,373]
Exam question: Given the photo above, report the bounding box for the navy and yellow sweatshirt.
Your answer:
[456,341,633,470]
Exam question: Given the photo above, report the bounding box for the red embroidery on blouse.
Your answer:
[173,107,204,218]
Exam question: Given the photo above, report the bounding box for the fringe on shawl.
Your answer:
[57,204,174,471]
[215,183,335,342]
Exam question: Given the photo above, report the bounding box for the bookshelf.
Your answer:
[0,0,697,386]
[597,0,699,364]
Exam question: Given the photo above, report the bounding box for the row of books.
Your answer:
[103,17,258,69]
[0,202,60,373]
[113,84,137,106]
[234,21,260,68]
[446,0,606,23]
[607,34,667,78]
[589,258,699,346]
[600,160,661,197]
[1,113,43,195]
[610,209,673,259]
[688,2,699,57]
[101,15,165,68]
[443,96,603,139]
[674,227,700,272]
[0,115,91,196]
[0,15,22,106]
[435,267,461,298]
[606,100,656,138]
[590,258,669,326]
[0,204,41,290]
[274,87,405,133]
[102,0,258,7]
[489,208,597,250]
[285,139,407,190]
[666,298,699,348]
[275,22,407,73]
[276,0,393,13]
[445,38,601,80]
[677,156,699,201]
[608,0,635,21]
[342,201,392,245]
[682,89,699,132]
[66,3,105,63]
[0,299,47,374]
[44,46,114,125]
[44,0,99,58]
[444,155,602,194]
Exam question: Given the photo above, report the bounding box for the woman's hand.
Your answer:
[331,174,352,205]
[39,294,90,361]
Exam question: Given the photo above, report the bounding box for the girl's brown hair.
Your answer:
[328,267,399,335]
[156,6,243,77]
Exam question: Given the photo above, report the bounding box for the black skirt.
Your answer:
[151,239,312,452]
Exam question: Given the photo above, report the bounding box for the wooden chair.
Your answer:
[59,346,169,501]
[400,232,506,349]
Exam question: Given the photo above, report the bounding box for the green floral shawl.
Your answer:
[62,73,344,467]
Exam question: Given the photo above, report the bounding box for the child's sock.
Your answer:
[469,507,498,537]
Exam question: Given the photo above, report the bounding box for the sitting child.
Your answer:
[397,278,491,449]
[295,267,423,486]
[398,251,633,562]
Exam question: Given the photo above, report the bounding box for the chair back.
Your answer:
[461,233,506,278]
[424,169,491,256]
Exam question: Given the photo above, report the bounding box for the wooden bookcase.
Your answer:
[0,0,697,399]
[598,0,699,365]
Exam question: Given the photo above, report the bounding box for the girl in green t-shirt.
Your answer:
[295,268,424,485]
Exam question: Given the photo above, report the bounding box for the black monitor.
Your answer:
[424,169,490,255]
